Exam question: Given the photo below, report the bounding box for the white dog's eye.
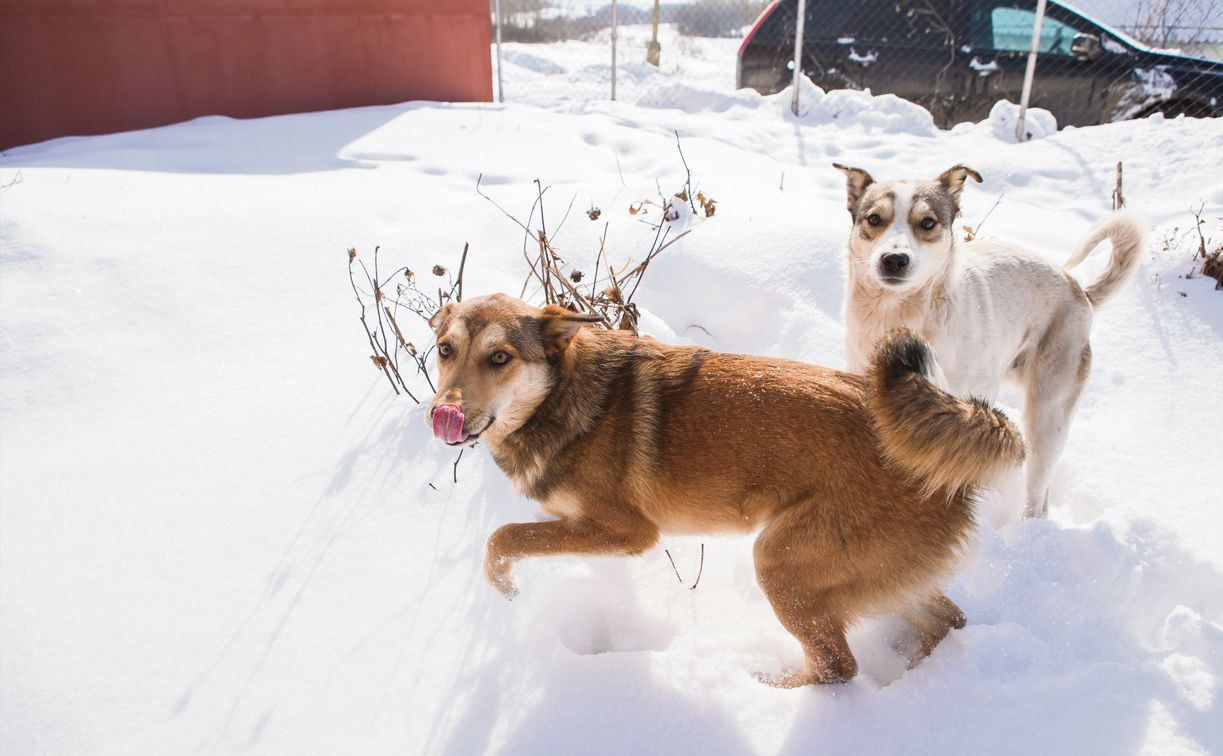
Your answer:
[490,351,511,366]
[920,218,937,230]
[867,213,882,227]
[438,343,452,358]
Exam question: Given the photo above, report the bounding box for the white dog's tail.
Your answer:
[1063,211,1148,307]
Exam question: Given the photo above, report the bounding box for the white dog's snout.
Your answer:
[879,232,912,253]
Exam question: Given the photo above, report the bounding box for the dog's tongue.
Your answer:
[432,404,466,444]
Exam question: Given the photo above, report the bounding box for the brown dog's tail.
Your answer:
[867,330,1025,493]
[1062,210,1148,307]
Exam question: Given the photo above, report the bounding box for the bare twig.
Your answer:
[454,242,469,303]
[476,173,535,237]
[384,305,435,393]
[1191,202,1208,260]
[664,549,684,583]
[453,447,464,483]
[349,251,402,396]
[589,223,608,301]
[689,543,705,591]
[1112,162,1125,210]
[625,229,692,305]
[674,131,697,214]
[964,193,1004,242]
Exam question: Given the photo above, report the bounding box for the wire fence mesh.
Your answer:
[489,0,1222,129]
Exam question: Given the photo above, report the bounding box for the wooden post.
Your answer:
[1015,0,1048,141]
[646,0,661,66]
[791,0,807,116]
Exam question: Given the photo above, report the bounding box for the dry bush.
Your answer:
[1152,203,1222,292]
[347,132,717,397]
[1189,204,1223,288]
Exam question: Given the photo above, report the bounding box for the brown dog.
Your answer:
[426,294,1024,686]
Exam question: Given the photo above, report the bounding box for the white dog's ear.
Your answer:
[833,163,875,214]
[429,303,455,332]
[538,305,602,355]
[936,164,983,202]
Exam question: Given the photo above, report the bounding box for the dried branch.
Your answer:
[674,131,697,214]
[689,543,705,591]
[664,549,684,583]
[349,249,404,397]
[963,193,1004,242]
[455,242,469,303]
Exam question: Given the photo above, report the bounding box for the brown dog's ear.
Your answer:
[833,163,875,214]
[936,164,983,203]
[429,303,455,332]
[539,304,602,355]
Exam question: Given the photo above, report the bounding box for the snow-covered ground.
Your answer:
[2,75,1222,753]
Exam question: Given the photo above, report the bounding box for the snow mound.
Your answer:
[637,77,937,135]
[636,82,763,113]
[978,100,1059,142]
[501,49,566,76]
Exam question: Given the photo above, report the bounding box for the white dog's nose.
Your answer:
[881,253,911,276]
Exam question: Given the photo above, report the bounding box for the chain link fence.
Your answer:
[489,0,1222,129]
[490,0,768,105]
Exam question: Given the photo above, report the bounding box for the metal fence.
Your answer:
[488,0,1223,134]
[489,0,769,106]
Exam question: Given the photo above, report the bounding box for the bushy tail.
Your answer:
[867,331,1025,493]
[1062,210,1148,307]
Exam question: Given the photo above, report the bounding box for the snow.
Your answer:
[2,76,1222,754]
[847,48,879,65]
[1113,66,1182,120]
[970,56,1001,75]
[967,99,1060,142]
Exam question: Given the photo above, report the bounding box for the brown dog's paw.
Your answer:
[484,553,518,600]
[489,575,519,601]
[753,669,809,688]
[754,666,854,688]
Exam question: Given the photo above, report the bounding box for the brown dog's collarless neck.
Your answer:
[492,329,631,499]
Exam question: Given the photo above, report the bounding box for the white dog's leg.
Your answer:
[1021,339,1091,518]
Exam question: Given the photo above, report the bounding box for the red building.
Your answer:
[0,0,493,150]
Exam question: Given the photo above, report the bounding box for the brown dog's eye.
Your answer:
[438,343,452,358]
[867,213,882,227]
[490,351,511,367]
[920,218,937,230]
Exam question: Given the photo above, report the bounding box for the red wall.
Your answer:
[0,0,493,150]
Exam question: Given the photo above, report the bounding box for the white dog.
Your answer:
[834,163,1146,518]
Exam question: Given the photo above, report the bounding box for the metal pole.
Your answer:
[611,0,617,101]
[1015,0,1047,141]
[791,0,807,116]
[494,0,504,103]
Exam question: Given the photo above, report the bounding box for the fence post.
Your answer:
[1015,0,1047,141]
[493,0,504,103]
[611,0,618,100]
[791,0,807,116]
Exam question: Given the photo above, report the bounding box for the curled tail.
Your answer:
[867,331,1025,493]
[1062,210,1148,307]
